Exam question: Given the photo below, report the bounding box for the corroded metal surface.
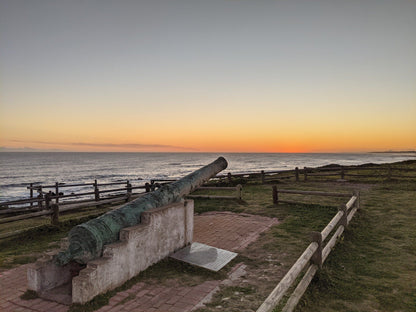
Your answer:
[54,157,227,265]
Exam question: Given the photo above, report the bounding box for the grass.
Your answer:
[199,285,257,311]
[194,182,367,312]
[195,162,416,312]
[1,160,416,312]
[294,180,416,312]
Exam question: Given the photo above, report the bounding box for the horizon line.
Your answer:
[1,147,415,154]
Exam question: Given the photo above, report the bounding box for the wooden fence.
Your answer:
[187,185,242,200]
[1,161,413,238]
[256,189,360,312]
[1,180,147,212]
[272,187,352,205]
[216,164,416,184]
[2,162,413,211]
[0,179,244,239]
[0,180,157,239]
[299,165,416,181]
[215,170,297,184]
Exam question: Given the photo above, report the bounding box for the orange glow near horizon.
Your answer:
[1,99,416,153]
[2,124,415,153]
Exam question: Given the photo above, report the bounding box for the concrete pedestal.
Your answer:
[27,200,194,304]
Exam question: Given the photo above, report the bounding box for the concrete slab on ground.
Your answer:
[170,242,237,272]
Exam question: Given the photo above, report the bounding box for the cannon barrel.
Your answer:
[54,157,228,265]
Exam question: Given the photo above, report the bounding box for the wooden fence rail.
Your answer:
[0,193,145,225]
[215,164,415,185]
[215,170,298,183]
[272,188,353,205]
[0,192,147,239]
[1,180,149,211]
[2,162,414,209]
[302,165,416,181]
[2,162,413,211]
[257,191,360,312]
[0,180,152,238]
[0,180,242,238]
[187,185,243,200]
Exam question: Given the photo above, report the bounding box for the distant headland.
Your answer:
[370,150,416,154]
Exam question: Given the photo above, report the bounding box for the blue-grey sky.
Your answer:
[1,0,415,152]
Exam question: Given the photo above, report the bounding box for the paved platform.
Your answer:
[0,212,278,312]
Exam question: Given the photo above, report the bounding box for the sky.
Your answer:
[0,0,415,153]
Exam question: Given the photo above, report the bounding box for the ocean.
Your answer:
[0,152,414,202]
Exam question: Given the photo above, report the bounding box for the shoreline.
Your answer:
[1,155,415,202]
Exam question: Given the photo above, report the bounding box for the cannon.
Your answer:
[54,157,228,266]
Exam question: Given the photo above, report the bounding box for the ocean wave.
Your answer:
[0,175,27,179]
[0,182,43,188]
[1,152,415,201]
[82,174,122,180]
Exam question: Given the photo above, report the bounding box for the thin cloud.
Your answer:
[11,140,198,151]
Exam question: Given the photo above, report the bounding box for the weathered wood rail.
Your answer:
[272,187,352,205]
[301,165,416,181]
[187,185,243,200]
[215,169,297,184]
[1,180,147,213]
[0,179,242,239]
[24,180,143,208]
[256,190,360,312]
[0,180,154,239]
[217,164,416,184]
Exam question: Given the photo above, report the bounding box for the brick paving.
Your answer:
[0,212,278,312]
[194,212,279,252]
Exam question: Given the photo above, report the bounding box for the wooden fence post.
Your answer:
[150,181,156,191]
[227,172,232,184]
[354,190,360,209]
[45,192,51,211]
[310,231,322,269]
[304,167,308,181]
[236,184,242,200]
[295,167,299,182]
[55,182,59,204]
[126,180,132,202]
[37,186,43,209]
[339,204,348,228]
[126,180,132,194]
[30,183,33,207]
[272,186,278,204]
[145,183,151,192]
[341,167,345,180]
[261,170,265,184]
[51,204,59,225]
[94,180,100,201]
